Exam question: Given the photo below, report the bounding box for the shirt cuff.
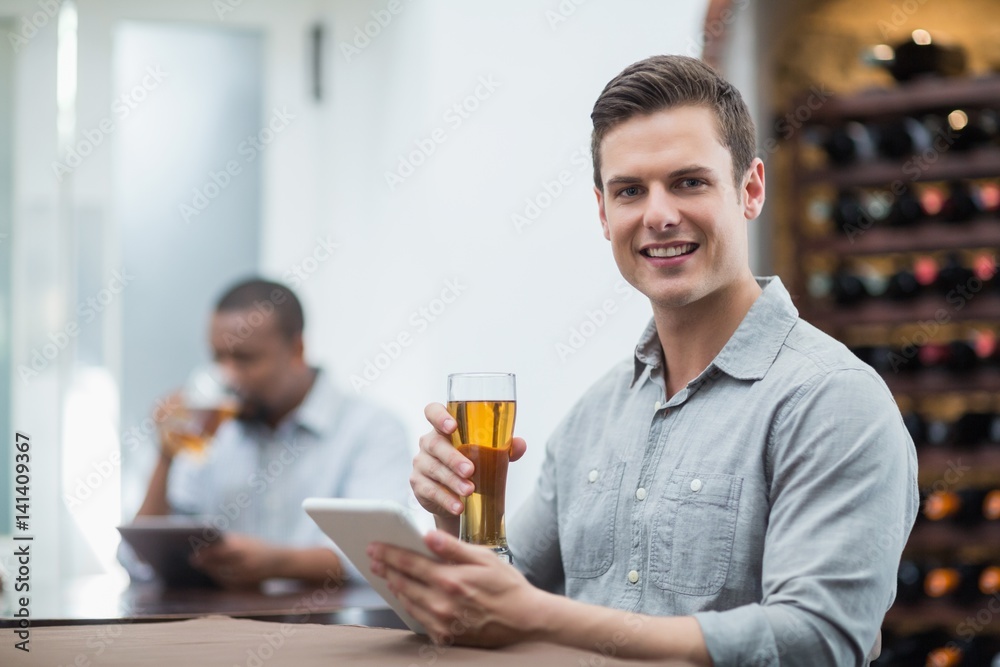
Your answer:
[694,605,779,667]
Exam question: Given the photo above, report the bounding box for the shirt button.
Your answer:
[690,479,703,492]
[635,487,647,501]
[588,469,599,483]
[654,400,662,411]
[627,570,639,584]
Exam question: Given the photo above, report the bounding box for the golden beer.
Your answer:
[169,404,239,455]
[447,400,516,550]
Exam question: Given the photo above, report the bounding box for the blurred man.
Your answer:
[370,56,918,665]
[135,278,411,588]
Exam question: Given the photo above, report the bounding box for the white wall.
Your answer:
[270,0,711,516]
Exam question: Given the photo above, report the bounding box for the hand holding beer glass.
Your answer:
[160,365,239,459]
[447,373,516,563]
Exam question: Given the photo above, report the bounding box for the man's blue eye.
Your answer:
[621,186,639,197]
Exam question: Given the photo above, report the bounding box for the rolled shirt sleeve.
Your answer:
[694,369,919,666]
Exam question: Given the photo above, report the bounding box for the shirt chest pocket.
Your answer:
[649,469,743,596]
[560,461,626,579]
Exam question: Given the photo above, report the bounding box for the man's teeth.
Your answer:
[646,244,696,258]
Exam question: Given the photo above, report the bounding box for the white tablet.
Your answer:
[302,498,438,634]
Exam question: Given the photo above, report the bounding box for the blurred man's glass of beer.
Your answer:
[162,365,239,457]
[446,372,516,563]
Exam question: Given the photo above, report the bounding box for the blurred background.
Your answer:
[1,0,1000,659]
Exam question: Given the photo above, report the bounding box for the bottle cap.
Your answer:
[924,491,960,521]
[925,567,960,597]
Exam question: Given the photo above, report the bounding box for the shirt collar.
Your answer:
[287,368,340,436]
[630,276,799,387]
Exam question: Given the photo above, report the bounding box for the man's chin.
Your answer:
[236,403,271,424]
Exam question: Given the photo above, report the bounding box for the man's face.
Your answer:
[209,310,304,420]
[595,105,764,311]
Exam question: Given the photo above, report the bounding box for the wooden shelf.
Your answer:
[801,293,1000,328]
[791,75,1000,124]
[885,599,1000,631]
[918,446,1000,476]
[905,520,1000,552]
[884,369,1000,395]
[803,216,1000,255]
[800,148,1000,188]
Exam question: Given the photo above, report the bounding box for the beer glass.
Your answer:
[447,372,516,563]
[162,365,239,457]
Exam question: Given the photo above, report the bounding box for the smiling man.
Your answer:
[371,55,918,666]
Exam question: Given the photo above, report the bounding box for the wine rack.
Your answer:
[779,73,1000,662]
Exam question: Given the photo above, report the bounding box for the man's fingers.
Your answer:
[424,402,457,435]
[424,530,497,566]
[416,440,473,491]
[508,437,527,462]
[411,474,464,516]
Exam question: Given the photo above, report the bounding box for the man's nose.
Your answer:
[643,185,681,231]
[214,361,241,392]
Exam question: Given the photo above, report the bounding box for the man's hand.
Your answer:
[190,533,281,589]
[368,530,547,647]
[411,403,527,520]
[156,391,187,461]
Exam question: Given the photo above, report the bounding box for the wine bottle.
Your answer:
[901,411,926,445]
[831,190,869,233]
[922,488,994,525]
[887,185,926,227]
[881,31,967,82]
[896,559,924,604]
[823,123,878,165]
[885,268,922,300]
[832,268,869,305]
[941,180,982,223]
[926,635,1000,667]
[950,413,996,446]
[877,116,933,159]
[935,254,974,293]
[924,563,987,602]
[946,341,978,374]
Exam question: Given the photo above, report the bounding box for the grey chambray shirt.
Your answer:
[508,276,919,667]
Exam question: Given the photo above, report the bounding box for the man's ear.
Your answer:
[595,186,611,240]
[290,332,306,365]
[742,158,765,221]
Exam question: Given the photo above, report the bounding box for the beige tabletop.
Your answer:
[0,615,692,666]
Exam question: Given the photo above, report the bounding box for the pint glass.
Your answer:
[446,372,516,563]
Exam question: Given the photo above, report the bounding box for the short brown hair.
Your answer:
[590,55,755,190]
